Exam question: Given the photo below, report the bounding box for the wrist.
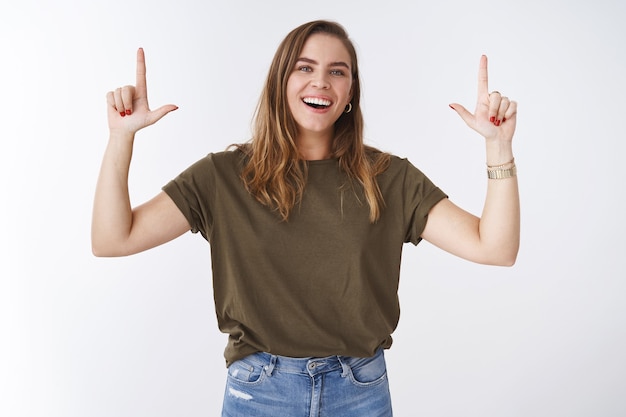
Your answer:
[485,140,514,166]
[109,129,136,144]
[486,157,517,179]
[487,164,517,179]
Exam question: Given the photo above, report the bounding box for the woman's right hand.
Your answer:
[105,48,178,137]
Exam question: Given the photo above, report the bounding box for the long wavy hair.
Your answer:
[237,20,390,222]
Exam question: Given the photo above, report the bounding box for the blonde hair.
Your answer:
[237,20,390,222]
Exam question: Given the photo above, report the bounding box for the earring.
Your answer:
[344,103,352,113]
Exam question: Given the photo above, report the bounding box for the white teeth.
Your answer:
[303,97,331,107]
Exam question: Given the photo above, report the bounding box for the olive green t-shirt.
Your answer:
[163,149,447,365]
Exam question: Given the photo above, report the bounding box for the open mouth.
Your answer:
[303,97,332,109]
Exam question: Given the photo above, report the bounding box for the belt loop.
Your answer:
[264,354,277,377]
[337,356,350,378]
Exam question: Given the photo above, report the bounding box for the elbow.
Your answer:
[91,235,125,258]
[91,242,113,257]
[91,245,109,258]
[92,245,126,258]
[91,224,133,257]
[91,236,104,257]
[92,233,141,257]
[91,233,108,257]
[474,242,519,267]
[489,247,519,267]
[504,243,520,266]
[497,256,517,267]
[481,256,516,267]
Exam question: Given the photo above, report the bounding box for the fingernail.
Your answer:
[126,109,132,115]
[449,104,455,110]
[495,119,501,126]
[120,112,126,117]
[490,116,496,123]
[503,117,506,122]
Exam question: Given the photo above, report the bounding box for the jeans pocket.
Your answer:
[344,350,388,387]
[227,358,266,385]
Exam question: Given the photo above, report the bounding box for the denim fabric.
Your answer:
[221,348,393,417]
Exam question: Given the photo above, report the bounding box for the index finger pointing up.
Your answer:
[478,55,489,98]
[136,47,147,98]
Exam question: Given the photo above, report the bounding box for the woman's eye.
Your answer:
[298,66,312,72]
[330,69,345,76]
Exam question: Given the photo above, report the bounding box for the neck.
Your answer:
[296,131,333,161]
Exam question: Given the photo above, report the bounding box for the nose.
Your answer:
[311,72,330,89]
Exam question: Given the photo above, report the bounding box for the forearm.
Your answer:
[91,132,136,256]
[426,55,520,266]
[478,141,520,265]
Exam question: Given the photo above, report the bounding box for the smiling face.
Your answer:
[286,33,353,148]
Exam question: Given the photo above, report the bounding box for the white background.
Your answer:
[2,0,625,416]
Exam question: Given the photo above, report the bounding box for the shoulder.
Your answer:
[385,153,427,174]
[376,153,437,191]
[374,152,412,176]
[190,148,247,170]
[169,150,245,187]
[363,146,412,169]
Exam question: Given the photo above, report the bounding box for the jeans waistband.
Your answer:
[240,348,384,378]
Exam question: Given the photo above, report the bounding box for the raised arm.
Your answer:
[421,55,520,266]
[91,48,189,257]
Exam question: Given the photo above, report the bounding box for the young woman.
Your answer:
[92,20,519,417]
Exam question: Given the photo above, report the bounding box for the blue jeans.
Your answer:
[221,348,393,416]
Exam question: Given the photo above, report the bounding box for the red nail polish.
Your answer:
[120,111,126,117]
[503,117,506,122]
[495,120,501,126]
[490,116,495,123]
[126,109,132,115]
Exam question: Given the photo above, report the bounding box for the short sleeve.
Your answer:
[162,154,216,241]
[402,159,447,245]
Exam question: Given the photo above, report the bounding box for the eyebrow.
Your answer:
[296,57,350,69]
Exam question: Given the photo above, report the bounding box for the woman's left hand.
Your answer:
[449,55,517,144]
